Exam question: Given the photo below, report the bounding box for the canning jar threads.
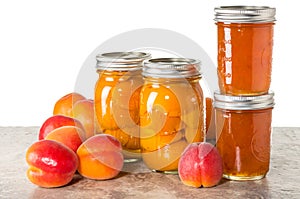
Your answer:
[215,6,276,95]
[140,58,205,173]
[94,52,151,162]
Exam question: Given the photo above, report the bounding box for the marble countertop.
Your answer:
[0,127,299,199]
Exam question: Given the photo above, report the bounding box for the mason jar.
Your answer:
[215,6,276,95]
[214,91,275,180]
[140,58,205,173]
[95,52,151,162]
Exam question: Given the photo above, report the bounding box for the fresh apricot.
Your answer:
[53,92,86,117]
[45,126,86,152]
[26,140,78,188]
[205,97,213,133]
[76,134,124,180]
[73,99,96,138]
[39,115,85,140]
[178,142,223,188]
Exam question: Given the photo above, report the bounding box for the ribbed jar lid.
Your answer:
[214,6,276,23]
[214,91,275,110]
[96,52,151,71]
[143,58,201,78]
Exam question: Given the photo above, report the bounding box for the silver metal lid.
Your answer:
[142,58,201,78]
[214,6,276,23]
[214,91,275,110]
[96,52,151,71]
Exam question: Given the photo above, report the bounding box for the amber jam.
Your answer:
[214,92,274,180]
[215,6,276,95]
[140,58,205,173]
[95,52,151,162]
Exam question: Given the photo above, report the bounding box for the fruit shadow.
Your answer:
[219,178,230,186]
[115,171,131,179]
[68,173,84,186]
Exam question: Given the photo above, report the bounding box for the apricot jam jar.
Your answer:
[140,58,205,173]
[214,6,276,95]
[214,92,275,181]
[95,52,151,162]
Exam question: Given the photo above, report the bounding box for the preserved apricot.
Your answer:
[214,92,274,180]
[215,6,276,95]
[140,58,205,173]
[95,52,150,162]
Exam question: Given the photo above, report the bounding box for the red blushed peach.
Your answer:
[73,99,96,138]
[178,142,223,188]
[76,134,124,180]
[53,92,86,117]
[26,139,78,188]
[39,115,85,140]
[45,126,86,152]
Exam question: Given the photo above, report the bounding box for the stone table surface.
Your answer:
[0,127,299,199]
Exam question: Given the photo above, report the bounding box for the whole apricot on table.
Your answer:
[53,92,86,117]
[77,134,124,180]
[26,139,78,188]
[39,115,85,140]
[73,99,96,138]
[178,142,223,188]
[45,126,86,152]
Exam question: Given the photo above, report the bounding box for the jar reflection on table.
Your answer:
[214,92,275,180]
[94,52,151,162]
[140,58,205,173]
[215,6,276,95]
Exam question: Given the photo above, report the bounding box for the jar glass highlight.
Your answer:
[94,52,151,162]
[215,6,276,95]
[214,92,274,180]
[140,58,205,173]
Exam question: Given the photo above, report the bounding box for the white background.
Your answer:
[0,0,298,127]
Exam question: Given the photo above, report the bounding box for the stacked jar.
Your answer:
[214,6,276,181]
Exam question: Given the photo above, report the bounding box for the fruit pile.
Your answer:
[25,92,223,188]
[26,92,124,188]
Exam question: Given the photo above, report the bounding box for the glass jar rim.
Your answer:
[214,6,276,23]
[214,91,275,110]
[96,51,151,71]
[142,58,201,78]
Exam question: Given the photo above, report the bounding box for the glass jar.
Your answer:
[140,58,205,173]
[214,91,275,180]
[95,52,151,162]
[215,6,276,95]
